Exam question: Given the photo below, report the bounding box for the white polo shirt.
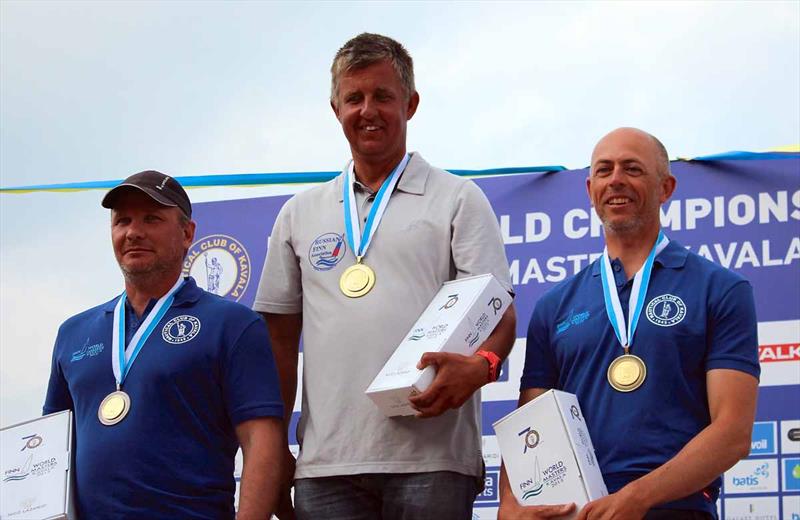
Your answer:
[254,152,512,479]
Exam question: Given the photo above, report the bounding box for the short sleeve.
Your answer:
[223,317,284,425]
[450,180,513,293]
[253,198,303,314]
[43,332,73,415]
[705,280,760,378]
[520,300,559,390]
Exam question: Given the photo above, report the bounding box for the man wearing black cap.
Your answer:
[43,171,286,519]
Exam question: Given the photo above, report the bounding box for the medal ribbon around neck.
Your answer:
[600,231,669,352]
[342,153,410,261]
[111,275,185,387]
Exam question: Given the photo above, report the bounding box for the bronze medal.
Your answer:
[339,262,375,298]
[98,390,131,426]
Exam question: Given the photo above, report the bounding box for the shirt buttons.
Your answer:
[613,263,621,272]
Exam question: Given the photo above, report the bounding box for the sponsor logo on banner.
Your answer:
[723,496,779,520]
[784,458,800,491]
[645,294,686,327]
[750,422,777,455]
[162,315,201,344]
[475,470,499,504]
[759,343,800,362]
[782,420,800,455]
[307,233,346,272]
[183,234,251,301]
[724,459,778,494]
[782,495,800,520]
[70,337,105,362]
[482,436,501,468]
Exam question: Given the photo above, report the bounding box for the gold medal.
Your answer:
[98,390,131,426]
[607,352,647,392]
[339,259,375,298]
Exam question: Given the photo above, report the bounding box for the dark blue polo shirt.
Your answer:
[522,239,759,516]
[43,277,283,519]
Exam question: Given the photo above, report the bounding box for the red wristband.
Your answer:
[475,350,501,383]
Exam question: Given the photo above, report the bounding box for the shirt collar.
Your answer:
[591,238,688,277]
[336,151,429,202]
[102,276,203,313]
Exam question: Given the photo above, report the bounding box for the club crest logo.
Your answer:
[646,294,687,327]
[162,315,201,344]
[183,234,251,301]
[308,233,346,271]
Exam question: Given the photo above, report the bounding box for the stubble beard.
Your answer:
[602,214,644,235]
[119,249,184,287]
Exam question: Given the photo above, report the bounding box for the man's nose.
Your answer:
[125,220,145,240]
[360,97,377,118]
[608,165,627,186]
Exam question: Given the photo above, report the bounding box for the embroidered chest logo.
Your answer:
[556,309,591,335]
[162,315,201,344]
[70,338,105,362]
[645,294,686,327]
[308,233,347,271]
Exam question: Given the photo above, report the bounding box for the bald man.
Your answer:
[498,128,759,520]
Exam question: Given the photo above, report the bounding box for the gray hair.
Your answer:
[330,33,415,104]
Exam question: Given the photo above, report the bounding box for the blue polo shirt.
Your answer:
[522,240,759,516]
[43,277,283,519]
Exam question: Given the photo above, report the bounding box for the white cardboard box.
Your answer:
[1,410,74,520]
[493,390,607,517]
[366,273,512,416]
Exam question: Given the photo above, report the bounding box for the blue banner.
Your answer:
[192,156,800,519]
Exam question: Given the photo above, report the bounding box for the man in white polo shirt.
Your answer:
[253,33,516,519]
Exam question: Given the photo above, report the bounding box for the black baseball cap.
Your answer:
[102,170,192,218]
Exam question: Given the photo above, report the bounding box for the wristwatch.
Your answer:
[475,350,501,383]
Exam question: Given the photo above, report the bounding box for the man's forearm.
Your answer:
[622,370,757,508]
[236,418,285,519]
[622,420,747,508]
[262,312,302,429]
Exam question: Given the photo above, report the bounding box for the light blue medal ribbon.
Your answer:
[342,153,410,261]
[111,275,185,389]
[600,231,669,353]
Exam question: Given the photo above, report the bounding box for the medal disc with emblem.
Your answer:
[98,390,131,426]
[607,354,647,392]
[339,262,375,298]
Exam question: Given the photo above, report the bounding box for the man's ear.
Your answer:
[331,99,340,121]
[660,175,677,203]
[406,91,420,120]
[183,220,196,249]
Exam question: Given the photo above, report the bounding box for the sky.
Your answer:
[1,1,799,426]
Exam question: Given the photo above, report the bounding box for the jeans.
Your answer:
[294,471,479,520]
